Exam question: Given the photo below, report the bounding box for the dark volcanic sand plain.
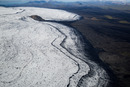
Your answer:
[3,3,130,87]
[63,6,130,87]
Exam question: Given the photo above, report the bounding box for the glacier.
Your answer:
[0,7,111,87]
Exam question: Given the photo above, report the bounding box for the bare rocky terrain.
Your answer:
[67,7,130,87]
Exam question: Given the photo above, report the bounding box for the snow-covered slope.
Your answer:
[0,7,111,87]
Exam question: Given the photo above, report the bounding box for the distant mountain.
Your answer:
[52,0,127,4]
[31,0,128,5]
[25,0,127,5]
[26,1,48,4]
[2,0,128,7]
[27,1,46,3]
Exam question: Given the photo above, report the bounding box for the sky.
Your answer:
[0,0,129,5]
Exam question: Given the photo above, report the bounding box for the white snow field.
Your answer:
[0,7,111,87]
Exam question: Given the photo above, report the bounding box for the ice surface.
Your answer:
[0,7,110,87]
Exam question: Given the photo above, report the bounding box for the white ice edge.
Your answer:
[0,7,110,87]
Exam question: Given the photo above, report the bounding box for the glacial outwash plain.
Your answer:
[0,7,114,87]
